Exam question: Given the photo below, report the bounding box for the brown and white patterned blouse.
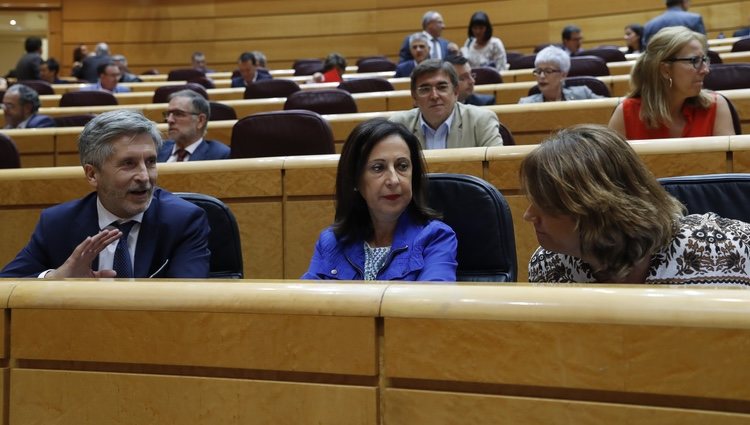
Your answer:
[528,213,750,286]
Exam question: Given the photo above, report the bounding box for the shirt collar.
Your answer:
[418,106,455,132]
[96,196,146,230]
[172,137,204,155]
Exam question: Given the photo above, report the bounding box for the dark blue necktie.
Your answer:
[112,221,136,278]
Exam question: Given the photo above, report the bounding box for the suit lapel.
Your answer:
[191,140,208,161]
[74,194,104,271]
[446,105,463,149]
[133,190,161,277]
[410,113,427,149]
[158,141,174,162]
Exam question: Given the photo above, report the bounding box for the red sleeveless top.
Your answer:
[622,94,717,140]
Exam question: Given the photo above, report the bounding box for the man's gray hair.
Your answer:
[95,42,109,56]
[421,11,440,29]
[535,45,571,73]
[409,32,430,46]
[78,110,162,168]
[168,89,211,135]
[251,50,267,68]
[7,84,41,113]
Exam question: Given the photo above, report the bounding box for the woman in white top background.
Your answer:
[460,11,507,70]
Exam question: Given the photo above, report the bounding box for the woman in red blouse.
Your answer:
[608,26,734,139]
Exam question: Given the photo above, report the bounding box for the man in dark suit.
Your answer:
[643,0,705,46]
[74,42,112,83]
[1,84,55,129]
[15,36,43,81]
[231,52,272,88]
[0,109,210,279]
[157,90,230,162]
[394,33,431,78]
[39,58,70,84]
[398,11,450,63]
[446,55,495,106]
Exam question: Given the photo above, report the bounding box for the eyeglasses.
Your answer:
[666,55,710,70]
[415,83,453,97]
[532,68,561,76]
[162,110,200,119]
[458,73,477,82]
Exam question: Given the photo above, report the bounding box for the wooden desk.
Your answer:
[2,280,749,424]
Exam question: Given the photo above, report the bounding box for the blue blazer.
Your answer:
[26,114,56,128]
[0,189,210,278]
[643,7,705,45]
[399,35,450,63]
[230,70,272,88]
[157,140,230,162]
[302,210,457,281]
[465,93,495,106]
[394,60,417,78]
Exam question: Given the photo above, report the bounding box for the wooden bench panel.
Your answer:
[11,369,377,425]
[384,389,750,425]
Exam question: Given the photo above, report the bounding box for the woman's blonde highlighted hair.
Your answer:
[520,125,684,281]
[628,26,712,129]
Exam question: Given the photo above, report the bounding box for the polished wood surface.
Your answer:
[2,281,750,424]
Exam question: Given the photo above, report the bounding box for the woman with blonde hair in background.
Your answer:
[609,26,734,139]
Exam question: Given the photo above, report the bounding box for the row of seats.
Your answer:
[162,171,750,281]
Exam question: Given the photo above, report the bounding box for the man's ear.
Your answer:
[84,164,98,189]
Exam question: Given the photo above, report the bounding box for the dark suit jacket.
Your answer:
[15,52,42,81]
[25,114,56,129]
[399,34,450,63]
[394,61,417,78]
[157,140,230,162]
[643,7,705,45]
[465,93,496,106]
[230,71,273,88]
[75,54,111,83]
[0,189,210,278]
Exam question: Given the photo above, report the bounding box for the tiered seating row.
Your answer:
[0,280,748,424]
[8,88,750,168]
[1,135,750,282]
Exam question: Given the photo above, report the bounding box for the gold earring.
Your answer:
[669,77,673,88]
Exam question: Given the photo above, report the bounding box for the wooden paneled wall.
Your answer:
[41,0,750,74]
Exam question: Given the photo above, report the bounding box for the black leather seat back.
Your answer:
[427,173,517,282]
[659,174,750,222]
[174,192,244,278]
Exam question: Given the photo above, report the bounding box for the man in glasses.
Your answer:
[157,90,230,162]
[389,59,503,149]
[643,0,705,46]
[445,55,495,106]
[0,109,210,278]
[81,62,131,93]
[561,25,584,56]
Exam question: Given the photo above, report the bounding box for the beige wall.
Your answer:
[35,0,749,74]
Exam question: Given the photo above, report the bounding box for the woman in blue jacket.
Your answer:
[302,118,457,281]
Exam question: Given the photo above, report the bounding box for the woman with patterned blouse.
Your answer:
[302,118,457,281]
[522,124,750,286]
